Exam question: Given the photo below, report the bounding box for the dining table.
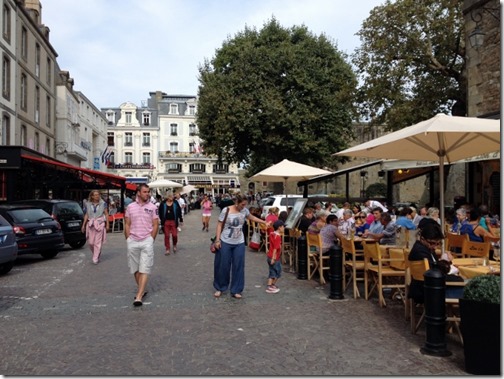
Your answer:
[452,258,500,279]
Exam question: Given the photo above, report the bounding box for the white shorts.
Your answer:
[202,212,212,217]
[127,236,154,274]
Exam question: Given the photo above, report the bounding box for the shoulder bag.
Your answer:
[210,207,230,253]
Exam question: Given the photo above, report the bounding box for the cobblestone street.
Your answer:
[0,206,467,375]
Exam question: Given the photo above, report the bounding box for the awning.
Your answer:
[22,154,127,188]
[297,160,383,186]
[187,175,213,184]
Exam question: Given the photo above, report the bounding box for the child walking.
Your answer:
[266,220,285,294]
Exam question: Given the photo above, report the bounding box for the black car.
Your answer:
[11,199,86,249]
[0,205,65,259]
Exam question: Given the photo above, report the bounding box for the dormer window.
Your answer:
[143,112,150,125]
[170,103,178,115]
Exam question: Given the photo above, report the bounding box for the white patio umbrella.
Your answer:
[251,159,332,206]
[334,113,500,233]
[180,184,197,194]
[147,178,183,189]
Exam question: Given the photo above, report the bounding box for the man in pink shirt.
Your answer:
[125,184,159,306]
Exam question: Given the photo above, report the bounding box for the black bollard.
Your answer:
[420,269,452,357]
[328,244,344,299]
[297,235,307,280]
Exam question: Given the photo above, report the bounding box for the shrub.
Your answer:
[463,275,500,304]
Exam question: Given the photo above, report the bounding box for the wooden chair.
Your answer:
[306,233,329,285]
[290,228,302,273]
[461,239,491,259]
[445,233,469,257]
[405,258,430,333]
[247,218,254,243]
[363,241,406,307]
[258,222,270,253]
[340,237,365,299]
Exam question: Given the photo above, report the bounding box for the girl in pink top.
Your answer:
[201,195,213,232]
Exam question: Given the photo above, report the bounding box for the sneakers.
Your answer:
[177,227,182,232]
[265,285,280,294]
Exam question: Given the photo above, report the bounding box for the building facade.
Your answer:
[103,91,240,195]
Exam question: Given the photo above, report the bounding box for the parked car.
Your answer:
[11,199,86,249]
[0,213,18,274]
[260,194,303,219]
[0,205,65,259]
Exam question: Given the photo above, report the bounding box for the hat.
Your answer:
[273,220,285,230]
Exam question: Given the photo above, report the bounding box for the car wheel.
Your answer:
[69,240,86,249]
[0,261,14,275]
[40,251,58,259]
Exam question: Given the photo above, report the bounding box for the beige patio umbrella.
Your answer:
[251,159,332,199]
[147,178,183,189]
[180,184,197,194]
[334,113,500,233]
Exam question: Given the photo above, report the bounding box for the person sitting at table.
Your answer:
[413,206,427,228]
[338,209,355,237]
[478,204,498,236]
[307,210,329,234]
[450,207,469,234]
[352,204,362,216]
[336,201,351,220]
[298,207,315,236]
[354,211,370,236]
[426,207,441,225]
[364,212,397,245]
[460,208,492,242]
[408,218,464,303]
[363,207,384,237]
[395,207,417,230]
[320,214,344,254]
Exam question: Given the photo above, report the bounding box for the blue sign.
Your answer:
[94,157,100,170]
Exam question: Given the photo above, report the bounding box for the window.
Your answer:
[167,163,181,173]
[46,58,51,85]
[46,95,51,127]
[20,73,27,110]
[190,163,206,173]
[170,123,178,136]
[3,4,11,43]
[34,132,40,151]
[169,142,178,153]
[106,111,115,125]
[142,132,150,146]
[170,104,178,114]
[107,132,115,146]
[2,115,9,145]
[189,123,196,135]
[35,86,40,124]
[124,152,133,164]
[143,112,150,125]
[35,43,40,77]
[108,152,115,164]
[125,111,132,124]
[189,142,195,153]
[213,164,229,174]
[124,132,132,146]
[45,137,50,155]
[20,125,27,146]
[21,26,27,60]
[142,152,151,164]
[189,105,196,115]
[2,54,10,100]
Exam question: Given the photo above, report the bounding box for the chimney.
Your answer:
[23,0,41,24]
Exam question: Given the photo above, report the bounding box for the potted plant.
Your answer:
[459,275,500,375]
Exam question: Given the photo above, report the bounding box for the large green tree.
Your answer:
[197,18,357,176]
[353,0,466,131]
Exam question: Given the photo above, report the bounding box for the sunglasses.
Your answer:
[357,216,366,219]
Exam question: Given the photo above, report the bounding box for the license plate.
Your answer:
[67,222,80,227]
[36,229,52,235]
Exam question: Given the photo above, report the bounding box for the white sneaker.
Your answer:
[177,227,182,232]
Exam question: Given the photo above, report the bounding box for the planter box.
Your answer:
[460,298,501,375]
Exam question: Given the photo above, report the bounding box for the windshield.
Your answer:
[8,208,52,223]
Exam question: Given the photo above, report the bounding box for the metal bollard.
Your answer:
[328,244,344,299]
[297,235,307,280]
[420,269,451,357]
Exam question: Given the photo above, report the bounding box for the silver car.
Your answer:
[0,213,18,274]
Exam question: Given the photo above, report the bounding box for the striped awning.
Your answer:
[187,175,213,184]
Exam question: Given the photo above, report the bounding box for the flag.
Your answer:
[101,146,110,163]
[104,150,113,166]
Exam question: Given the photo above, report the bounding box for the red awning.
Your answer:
[21,155,127,187]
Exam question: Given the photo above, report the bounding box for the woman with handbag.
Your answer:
[212,194,269,299]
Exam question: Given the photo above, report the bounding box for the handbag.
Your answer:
[248,224,261,250]
[210,207,230,254]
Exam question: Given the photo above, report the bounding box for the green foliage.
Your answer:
[197,18,357,176]
[366,182,387,198]
[463,275,501,304]
[352,0,466,131]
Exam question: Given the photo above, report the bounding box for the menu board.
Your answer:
[284,198,308,230]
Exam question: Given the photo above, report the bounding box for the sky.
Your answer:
[41,0,385,109]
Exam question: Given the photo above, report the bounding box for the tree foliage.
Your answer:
[352,0,466,131]
[197,18,357,176]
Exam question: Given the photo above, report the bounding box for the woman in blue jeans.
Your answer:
[212,194,269,299]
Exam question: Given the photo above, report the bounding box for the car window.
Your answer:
[55,202,84,216]
[263,198,275,206]
[8,209,53,223]
[0,214,10,227]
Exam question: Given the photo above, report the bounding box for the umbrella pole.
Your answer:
[439,156,445,242]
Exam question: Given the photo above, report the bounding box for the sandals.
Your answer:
[214,291,222,298]
[231,294,242,299]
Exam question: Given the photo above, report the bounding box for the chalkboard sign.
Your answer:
[285,198,308,230]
